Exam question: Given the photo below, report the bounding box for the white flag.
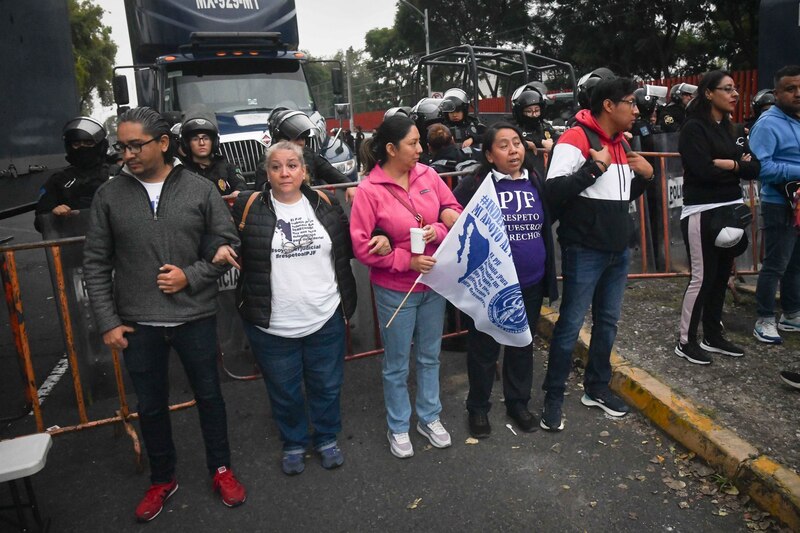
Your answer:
[420,177,532,347]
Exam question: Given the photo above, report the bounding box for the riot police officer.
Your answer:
[410,97,444,163]
[35,116,110,231]
[631,87,662,140]
[630,87,665,271]
[657,82,697,133]
[511,84,559,152]
[439,88,484,148]
[745,89,776,131]
[179,113,248,199]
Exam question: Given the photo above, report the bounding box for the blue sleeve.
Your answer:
[750,119,800,185]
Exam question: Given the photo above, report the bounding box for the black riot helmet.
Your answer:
[576,68,616,110]
[669,82,698,104]
[440,88,470,117]
[62,116,108,167]
[751,89,776,118]
[511,84,548,125]
[268,108,318,143]
[633,87,660,119]
[410,98,444,147]
[63,116,107,150]
[180,115,220,155]
[411,98,443,130]
[383,107,412,121]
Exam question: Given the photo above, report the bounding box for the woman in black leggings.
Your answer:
[675,70,760,364]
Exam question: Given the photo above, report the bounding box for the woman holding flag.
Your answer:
[350,115,462,459]
[453,122,558,439]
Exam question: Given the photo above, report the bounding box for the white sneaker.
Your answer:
[754,318,783,344]
[387,431,414,458]
[416,419,452,448]
[779,312,800,332]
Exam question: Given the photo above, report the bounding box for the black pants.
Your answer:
[465,281,544,415]
[678,210,745,344]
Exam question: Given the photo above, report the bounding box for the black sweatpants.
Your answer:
[465,281,544,415]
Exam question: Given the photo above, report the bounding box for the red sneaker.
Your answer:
[213,466,246,507]
[134,479,178,522]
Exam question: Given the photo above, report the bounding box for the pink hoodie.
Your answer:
[350,163,462,292]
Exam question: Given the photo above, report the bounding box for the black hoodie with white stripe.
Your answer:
[545,109,649,252]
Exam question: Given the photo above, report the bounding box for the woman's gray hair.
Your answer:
[264,140,308,184]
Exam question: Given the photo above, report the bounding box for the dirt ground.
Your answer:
[548,275,800,474]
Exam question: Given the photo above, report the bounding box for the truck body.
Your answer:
[0,0,80,179]
[758,0,800,90]
[116,0,357,181]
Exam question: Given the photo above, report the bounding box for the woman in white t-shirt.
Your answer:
[229,141,360,476]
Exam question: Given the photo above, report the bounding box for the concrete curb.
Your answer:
[537,305,800,530]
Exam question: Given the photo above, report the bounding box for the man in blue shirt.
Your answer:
[750,65,800,345]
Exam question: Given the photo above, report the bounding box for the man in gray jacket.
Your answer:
[83,107,245,522]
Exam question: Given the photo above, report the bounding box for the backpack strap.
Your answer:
[577,123,632,154]
[238,192,261,231]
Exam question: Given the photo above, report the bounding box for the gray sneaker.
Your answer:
[754,317,783,344]
[387,430,414,458]
[416,419,452,448]
[779,312,800,332]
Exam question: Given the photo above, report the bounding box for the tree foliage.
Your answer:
[68,0,117,115]
[317,0,759,113]
[527,0,758,79]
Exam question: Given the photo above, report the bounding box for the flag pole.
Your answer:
[385,279,420,328]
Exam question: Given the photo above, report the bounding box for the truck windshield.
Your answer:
[164,59,315,115]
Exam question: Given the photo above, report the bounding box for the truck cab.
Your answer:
[113,0,357,182]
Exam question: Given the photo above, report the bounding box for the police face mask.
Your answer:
[66,146,103,168]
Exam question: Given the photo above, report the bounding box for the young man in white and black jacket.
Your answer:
[539,77,654,432]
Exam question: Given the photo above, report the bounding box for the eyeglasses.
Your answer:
[191,134,212,144]
[616,98,638,108]
[282,235,313,253]
[714,86,739,94]
[112,138,158,154]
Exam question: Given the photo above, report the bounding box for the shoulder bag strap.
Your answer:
[316,189,332,205]
[238,192,261,231]
[383,184,424,227]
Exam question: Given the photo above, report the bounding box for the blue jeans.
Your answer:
[756,202,800,317]
[122,316,230,484]
[243,310,345,453]
[373,285,446,434]
[542,245,630,401]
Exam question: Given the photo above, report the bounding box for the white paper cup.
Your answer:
[410,227,426,254]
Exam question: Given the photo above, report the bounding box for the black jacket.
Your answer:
[657,103,685,133]
[35,163,110,231]
[453,167,559,304]
[678,117,760,206]
[519,119,560,149]
[231,184,357,329]
[180,156,248,195]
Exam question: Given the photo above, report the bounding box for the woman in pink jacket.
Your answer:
[350,115,462,459]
